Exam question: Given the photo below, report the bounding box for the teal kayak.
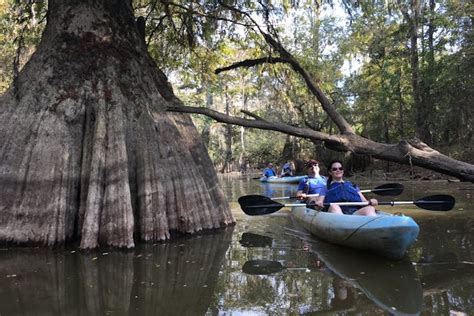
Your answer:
[291,205,419,260]
[259,176,305,184]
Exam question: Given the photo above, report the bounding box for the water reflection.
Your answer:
[306,239,423,315]
[239,232,273,248]
[242,259,310,274]
[412,214,474,315]
[260,183,297,199]
[0,177,472,315]
[0,227,234,315]
[219,176,473,315]
[240,230,423,315]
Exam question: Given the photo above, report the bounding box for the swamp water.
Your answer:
[0,177,472,315]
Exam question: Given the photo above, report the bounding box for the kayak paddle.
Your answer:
[271,183,404,200]
[360,183,404,196]
[238,194,456,216]
[242,260,310,275]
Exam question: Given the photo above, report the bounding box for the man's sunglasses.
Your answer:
[331,167,344,171]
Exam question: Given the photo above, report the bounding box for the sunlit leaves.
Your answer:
[341,0,472,145]
[0,0,471,163]
[0,1,45,92]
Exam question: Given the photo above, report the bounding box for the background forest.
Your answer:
[1,0,472,175]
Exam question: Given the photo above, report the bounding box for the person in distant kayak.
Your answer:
[315,160,377,216]
[296,159,327,203]
[280,161,293,177]
[262,163,277,178]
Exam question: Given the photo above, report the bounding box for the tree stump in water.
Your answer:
[0,0,234,249]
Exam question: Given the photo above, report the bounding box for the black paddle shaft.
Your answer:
[367,183,403,196]
[380,194,456,211]
[238,194,456,216]
[272,183,404,200]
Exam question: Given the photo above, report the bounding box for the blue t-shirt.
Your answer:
[297,176,327,195]
[263,168,276,177]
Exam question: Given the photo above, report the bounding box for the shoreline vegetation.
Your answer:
[222,169,462,182]
[220,162,467,182]
[218,145,474,182]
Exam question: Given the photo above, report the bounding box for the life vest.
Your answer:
[324,181,361,203]
[264,168,276,177]
[298,176,327,195]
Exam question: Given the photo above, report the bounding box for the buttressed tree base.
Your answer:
[0,0,234,249]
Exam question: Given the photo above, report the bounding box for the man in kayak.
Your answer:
[280,161,293,177]
[262,163,277,178]
[315,160,377,216]
[296,159,327,203]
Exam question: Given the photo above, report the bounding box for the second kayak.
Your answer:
[259,175,305,184]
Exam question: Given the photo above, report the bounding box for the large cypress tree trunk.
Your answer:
[0,0,234,248]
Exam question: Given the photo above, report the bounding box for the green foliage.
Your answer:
[341,0,472,145]
[0,0,471,171]
[0,1,45,93]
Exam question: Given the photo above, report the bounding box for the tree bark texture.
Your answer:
[0,0,234,248]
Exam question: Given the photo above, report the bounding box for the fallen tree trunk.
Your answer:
[166,8,474,182]
[166,104,474,182]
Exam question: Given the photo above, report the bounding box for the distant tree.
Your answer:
[167,2,474,181]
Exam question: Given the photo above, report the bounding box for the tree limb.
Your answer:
[215,56,289,74]
[167,3,474,181]
[166,104,474,181]
[214,2,354,134]
[167,104,338,141]
[241,110,266,121]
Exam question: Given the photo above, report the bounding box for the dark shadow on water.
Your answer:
[239,232,273,248]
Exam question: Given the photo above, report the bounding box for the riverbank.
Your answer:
[222,162,464,182]
[349,163,462,182]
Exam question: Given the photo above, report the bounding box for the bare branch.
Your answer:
[145,0,159,22]
[167,104,336,141]
[218,0,264,34]
[215,56,289,74]
[241,110,265,121]
[213,2,354,134]
[160,0,256,28]
[146,15,167,46]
